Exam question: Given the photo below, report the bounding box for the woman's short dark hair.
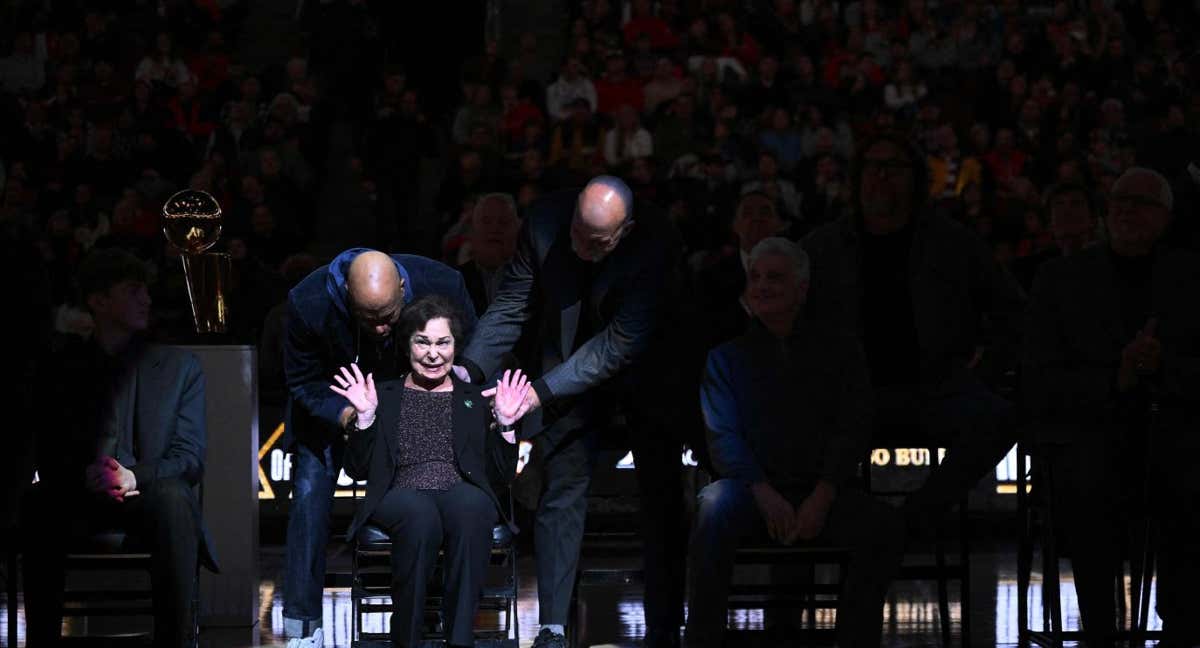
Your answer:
[397,295,465,358]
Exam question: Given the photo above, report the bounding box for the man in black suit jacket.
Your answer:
[460,176,687,648]
[25,248,216,648]
[1024,168,1200,647]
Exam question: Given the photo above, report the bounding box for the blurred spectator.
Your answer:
[134,32,192,92]
[595,51,644,117]
[452,84,501,146]
[643,58,684,117]
[604,104,653,169]
[928,124,983,202]
[500,82,545,146]
[654,93,703,171]
[741,151,801,226]
[546,57,598,122]
[1010,181,1099,291]
[0,31,46,96]
[757,107,803,175]
[549,98,606,181]
[882,59,927,117]
[623,0,680,51]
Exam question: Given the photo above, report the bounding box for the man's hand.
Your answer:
[86,456,139,502]
[483,381,542,413]
[786,481,836,544]
[751,481,795,544]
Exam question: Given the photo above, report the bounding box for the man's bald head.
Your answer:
[571,175,634,262]
[346,250,405,338]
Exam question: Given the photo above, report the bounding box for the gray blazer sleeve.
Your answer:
[131,354,207,488]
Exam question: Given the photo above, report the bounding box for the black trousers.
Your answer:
[874,377,1017,533]
[684,480,904,648]
[534,413,687,645]
[22,478,201,648]
[1052,421,1200,646]
[370,481,497,648]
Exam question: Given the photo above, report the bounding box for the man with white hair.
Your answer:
[686,237,903,648]
[1024,166,1200,647]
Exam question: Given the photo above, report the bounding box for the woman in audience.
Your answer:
[334,295,527,648]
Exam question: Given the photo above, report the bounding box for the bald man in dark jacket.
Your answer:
[461,177,689,648]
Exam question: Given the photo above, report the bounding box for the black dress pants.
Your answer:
[533,413,686,646]
[370,481,497,648]
[1053,419,1200,646]
[22,478,201,648]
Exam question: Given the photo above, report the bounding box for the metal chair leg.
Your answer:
[960,499,971,647]
[1042,464,1064,648]
[1016,444,1032,645]
[935,528,952,647]
[6,546,17,648]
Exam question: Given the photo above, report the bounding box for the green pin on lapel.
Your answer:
[464,400,474,408]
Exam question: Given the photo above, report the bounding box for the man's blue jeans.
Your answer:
[283,438,343,638]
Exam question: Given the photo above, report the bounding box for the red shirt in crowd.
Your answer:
[595,77,645,116]
[624,16,680,50]
[983,149,1028,185]
[502,100,545,140]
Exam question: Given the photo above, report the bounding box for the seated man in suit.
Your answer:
[24,248,216,648]
[804,133,1023,538]
[686,237,903,648]
[1024,167,1200,647]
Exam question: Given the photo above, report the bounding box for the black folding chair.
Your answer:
[863,430,971,647]
[349,491,520,648]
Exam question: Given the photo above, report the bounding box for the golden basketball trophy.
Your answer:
[161,189,231,334]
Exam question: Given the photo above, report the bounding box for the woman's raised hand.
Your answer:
[493,369,532,429]
[330,363,377,426]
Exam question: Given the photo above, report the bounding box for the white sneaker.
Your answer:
[285,627,324,648]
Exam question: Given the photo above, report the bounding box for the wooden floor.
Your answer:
[1,535,1165,648]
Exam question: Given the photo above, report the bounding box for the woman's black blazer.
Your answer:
[344,374,519,541]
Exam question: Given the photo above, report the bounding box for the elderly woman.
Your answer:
[333,295,530,648]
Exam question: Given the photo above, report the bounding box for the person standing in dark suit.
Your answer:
[24,248,217,648]
[1024,167,1200,647]
[459,176,686,648]
[333,296,524,648]
[281,248,477,648]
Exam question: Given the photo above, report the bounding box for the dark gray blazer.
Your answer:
[99,344,217,572]
[460,189,677,446]
[1023,245,1200,442]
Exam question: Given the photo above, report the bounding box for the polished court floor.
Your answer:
[1,535,1165,647]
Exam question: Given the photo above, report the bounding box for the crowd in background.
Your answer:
[1,0,1198,348]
